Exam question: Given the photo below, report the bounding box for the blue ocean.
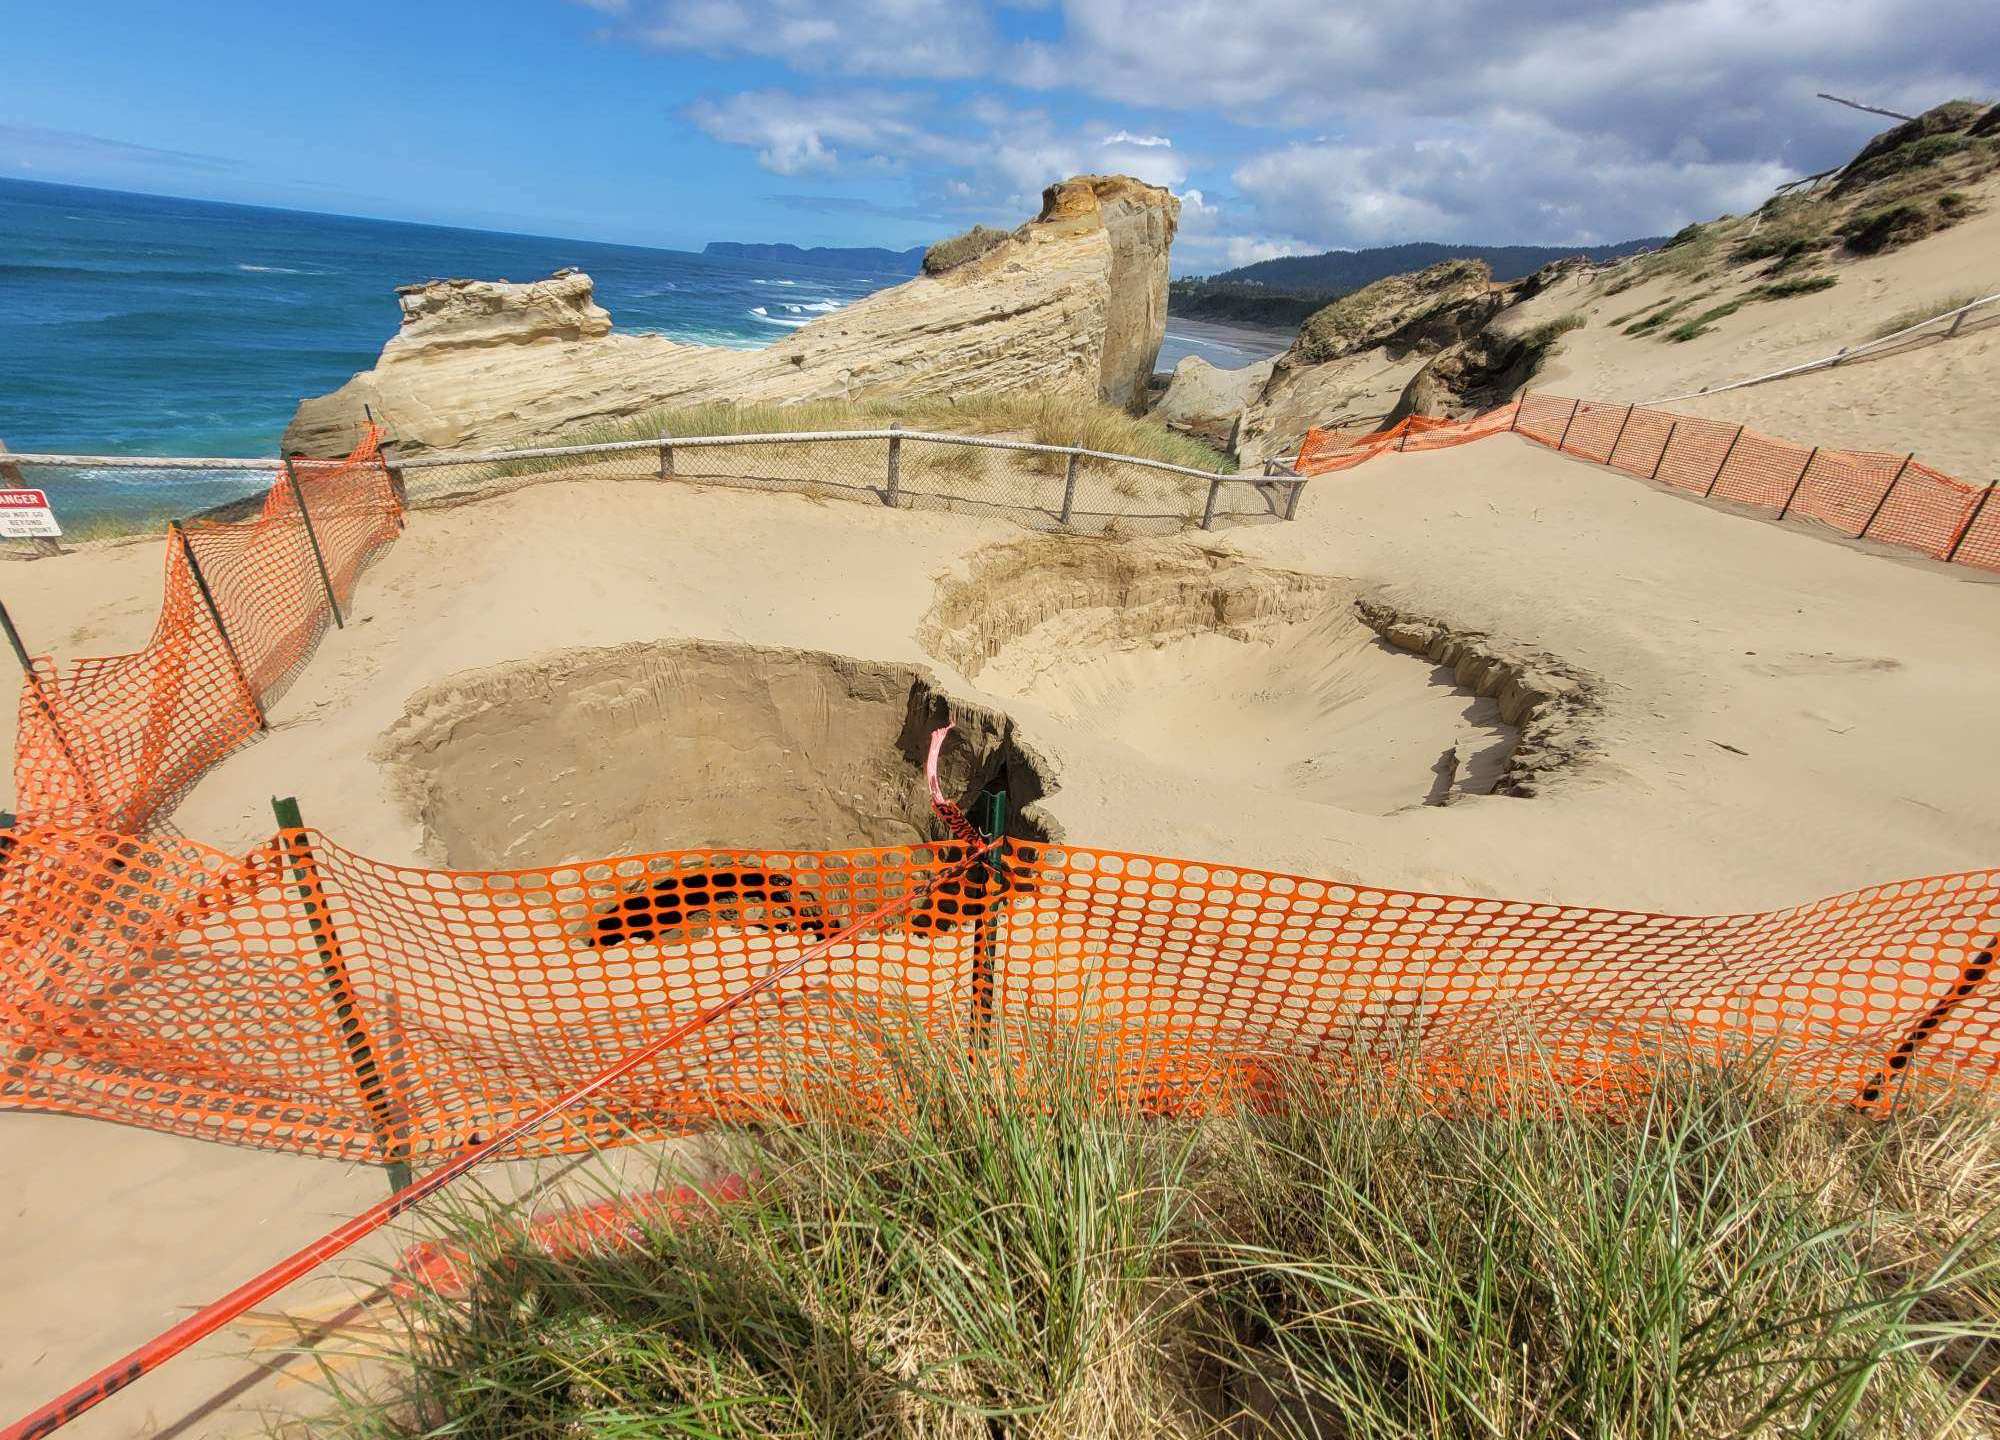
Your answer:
[0,177,923,459]
[0,178,1275,524]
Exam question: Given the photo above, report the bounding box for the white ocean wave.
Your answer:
[624,325,765,351]
[68,465,272,490]
[781,300,841,314]
[236,263,319,276]
[752,278,799,286]
[749,306,811,328]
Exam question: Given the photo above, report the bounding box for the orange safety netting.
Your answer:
[4,410,1999,1178]
[1294,408,1518,474]
[5,820,1996,1165]
[1296,393,1999,574]
[11,431,399,833]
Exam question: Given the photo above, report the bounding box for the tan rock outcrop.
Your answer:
[284,176,1179,457]
[384,268,611,361]
[1149,354,1275,446]
[1233,260,1501,466]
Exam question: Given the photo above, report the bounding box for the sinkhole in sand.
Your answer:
[378,545,1522,872]
[919,537,1521,818]
[376,640,1045,869]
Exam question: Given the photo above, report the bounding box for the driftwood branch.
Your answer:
[1816,92,1916,122]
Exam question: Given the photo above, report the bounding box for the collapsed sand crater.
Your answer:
[922,537,1548,815]
[376,640,1050,869]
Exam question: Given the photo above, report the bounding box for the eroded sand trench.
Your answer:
[921,537,1529,818]
[368,541,1531,870]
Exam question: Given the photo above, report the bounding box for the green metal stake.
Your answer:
[282,458,344,629]
[968,782,1007,1047]
[273,795,413,1191]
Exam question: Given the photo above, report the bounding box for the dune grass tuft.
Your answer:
[526,393,1233,475]
[1871,290,1990,340]
[309,1034,2000,1439]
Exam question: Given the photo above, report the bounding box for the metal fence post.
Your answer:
[283,458,344,629]
[1857,452,1914,540]
[1555,398,1583,451]
[1776,446,1820,520]
[273,795,414,1192]
[1944,483,1997,565]
[363,405,406,529]
[379,441,407,526]
[1200,476,1221,530]
[1648,420,1678,481]
[968,784,1006,1049]
[1606,404,1636,467]
[0,598,104,819]
[1704,425,1747,499]
[658,438,674,480]
[1857,947,1994,1111]
[1947,306,1970,339]
[1509,394,1524,433]
[172,522,264,730]
[1059,450,1080,527]
[884,422,902,507]
[1285,476,1305,520]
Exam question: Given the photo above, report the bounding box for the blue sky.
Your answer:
[5,0,1995,273]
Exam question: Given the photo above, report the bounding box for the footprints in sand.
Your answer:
[1743,651,1902,678]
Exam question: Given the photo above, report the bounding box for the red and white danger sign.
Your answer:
[0,488,61,539]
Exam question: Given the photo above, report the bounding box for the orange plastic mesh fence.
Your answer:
[1305,392,1997,573]
[10,431,398,833]
[1294,410,1502,474]
[14,541,260,832]
[6,821,1997,1164]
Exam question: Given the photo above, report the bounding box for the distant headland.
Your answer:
[703,241,925,275]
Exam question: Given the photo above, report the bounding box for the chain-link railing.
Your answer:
[2,428,1303,559]
[390,427,1302,538]
[0,454,280,560]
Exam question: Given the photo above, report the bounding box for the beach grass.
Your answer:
[521,393,1234,475]
[306,1034,2000,1438]
[1870,290,1989,340]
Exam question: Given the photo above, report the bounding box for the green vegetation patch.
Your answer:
[1518,311,1587,350]
[1840,200,1943,254]
[1623,295,1704,336]
[921,225,1012,276]
[319,1035,2000,1440]
[1749,273,1839,299]
[1666,299,1746,342]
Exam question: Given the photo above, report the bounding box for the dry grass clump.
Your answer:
[311,1033,2000,1439]
[1871,290,1991,340]
[923,225,1013,275]
[409,392,1225,518]
[537,393,1232,474]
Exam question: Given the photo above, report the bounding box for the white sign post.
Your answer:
[0,489,62,539]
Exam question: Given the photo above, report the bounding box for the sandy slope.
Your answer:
[1510,173,2000,478]
[1237,173,1999,476]
[6,433,2000,1437]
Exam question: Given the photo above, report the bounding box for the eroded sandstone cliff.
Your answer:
[284,175,1178,457]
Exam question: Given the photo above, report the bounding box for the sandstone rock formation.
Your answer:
[384,268,611,361]
[1148,354,1275,447]
[1390,328,1551,422]
[1234,260,1501,466]
[1290,259,1496,364]
[284,175,1179,457]
[1388,261,1589,422]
